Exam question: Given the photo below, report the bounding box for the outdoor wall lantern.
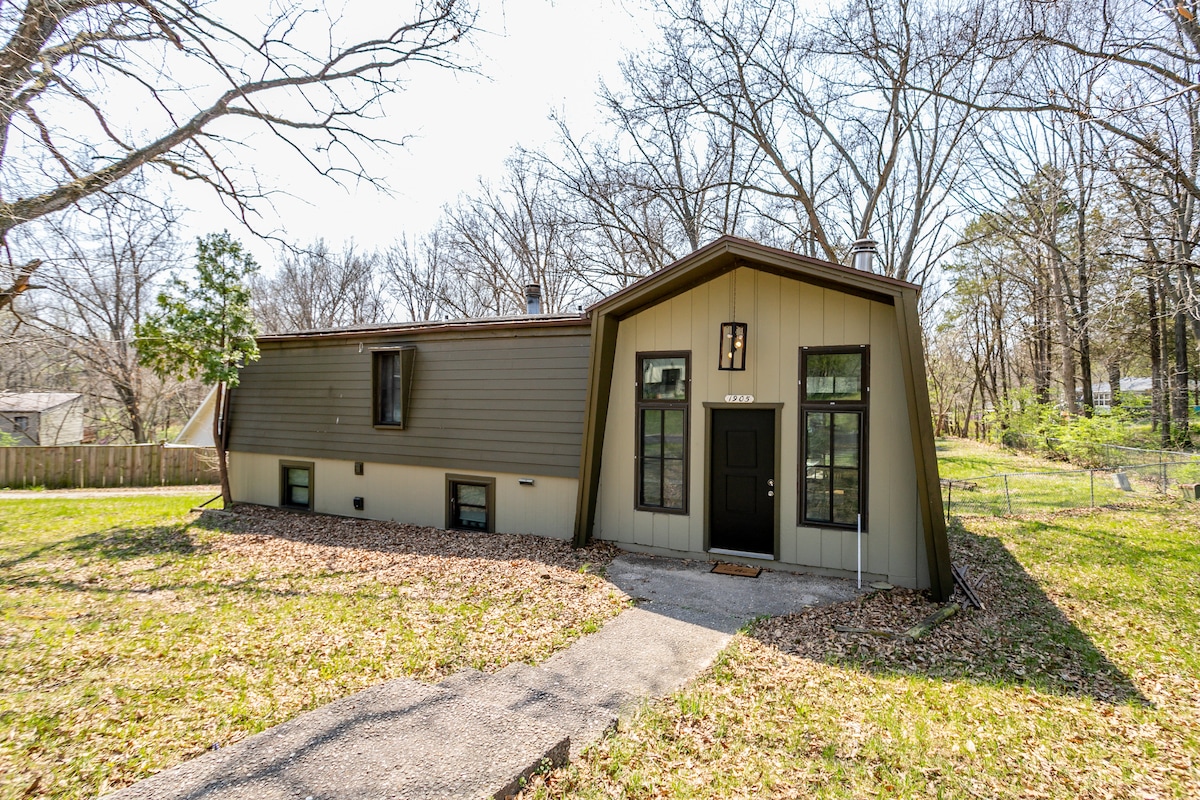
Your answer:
[719,322,748,371]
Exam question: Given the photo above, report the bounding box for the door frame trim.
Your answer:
[702,403,783,559]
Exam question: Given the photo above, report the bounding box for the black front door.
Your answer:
[709,409,775,555]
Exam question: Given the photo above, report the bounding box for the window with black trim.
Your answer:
[636,352,689,513]
[13,416,28,432]
[281,461,314,510]
[373,347,416,428]
[446,475,495,532]
[800,347,868,529]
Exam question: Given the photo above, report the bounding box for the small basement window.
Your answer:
[446,475,495,533]
[281,461,314,510]
[373,346,417,428]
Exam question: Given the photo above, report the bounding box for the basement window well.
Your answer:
[446,475,495,533]
[281,461,314,510]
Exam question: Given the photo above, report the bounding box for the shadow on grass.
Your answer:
[0,523,207,571]
[751,517,1149,707]
[62,524,204,560]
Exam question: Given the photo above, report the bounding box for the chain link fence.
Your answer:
[943,461,1200,517]
[1000,432,1200,469]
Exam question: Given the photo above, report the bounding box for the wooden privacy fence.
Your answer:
[0,444,219,489]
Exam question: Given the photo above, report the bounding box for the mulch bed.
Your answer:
[217,503,623,575]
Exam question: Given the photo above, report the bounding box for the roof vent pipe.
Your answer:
[849,238,877,272]
[524,283,542,315]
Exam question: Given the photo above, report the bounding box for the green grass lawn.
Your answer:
[936,437,1200,515]
[0,496,626,799]
[936,436,1069,479]
[522,445,1200,799]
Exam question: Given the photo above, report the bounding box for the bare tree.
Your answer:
[251,240,391,333]
[545,41,766,283]
[381,231,450,322]
[929,0,1200,337]
[31,183,189,441]
[438,154,588,316]
[0,0,477,312]
[644,0,992,282]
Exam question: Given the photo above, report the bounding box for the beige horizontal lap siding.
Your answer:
[228,325,591,478]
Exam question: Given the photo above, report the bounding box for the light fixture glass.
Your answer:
[718,322,747,371]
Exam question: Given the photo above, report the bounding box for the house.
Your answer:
[0,392,84,446]
[1089,377,1198,411]
[173,386,218,447]
[222,237,953,600]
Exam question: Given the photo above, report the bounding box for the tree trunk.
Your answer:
[1050,249,1077,415]
[1077,306,1094,414]
[1034,268,1052,404]
[1149,282,1168,444]
[1172,307,1192,447]
[114,379,146,443]
[1108,362,1122,408]
[212,382,232,508]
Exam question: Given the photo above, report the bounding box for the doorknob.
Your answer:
[768,490,774,497]
[767,479,774,487]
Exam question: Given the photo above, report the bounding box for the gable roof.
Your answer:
[572,236,953,601]
[590,235,919,321]
[0,392,81,413]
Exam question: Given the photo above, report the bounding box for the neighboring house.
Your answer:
[0,392,84,446]
[174,386,218,447]
[1090,377,1198,410]
[220,237,953,600]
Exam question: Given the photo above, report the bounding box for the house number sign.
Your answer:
[724,394,755,403]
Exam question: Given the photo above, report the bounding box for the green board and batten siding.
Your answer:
[228,323,592,478]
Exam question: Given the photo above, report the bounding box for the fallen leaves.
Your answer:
[517,501,1200,800]
[1,499,629,800]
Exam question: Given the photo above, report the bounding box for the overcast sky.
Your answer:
[178,0,660,270]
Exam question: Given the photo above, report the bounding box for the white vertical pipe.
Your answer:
[857,513,862,589]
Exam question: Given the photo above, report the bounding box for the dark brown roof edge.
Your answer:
[258,314,590,342]
[588,235,919,314]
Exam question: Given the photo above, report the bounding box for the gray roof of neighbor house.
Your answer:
[1091,377,1200,394]
[0,392,81,412]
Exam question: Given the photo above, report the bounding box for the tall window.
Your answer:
[636,352,689,513]
[800,347,868,529]
[373,347,416,428]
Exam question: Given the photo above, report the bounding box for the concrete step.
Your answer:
[539,607,733,700]
[103,677,570,800]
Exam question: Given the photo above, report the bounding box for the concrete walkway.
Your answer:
[105,554,857,800]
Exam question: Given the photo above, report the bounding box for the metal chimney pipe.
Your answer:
[849,238,877,272]
[524,283,542,315]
